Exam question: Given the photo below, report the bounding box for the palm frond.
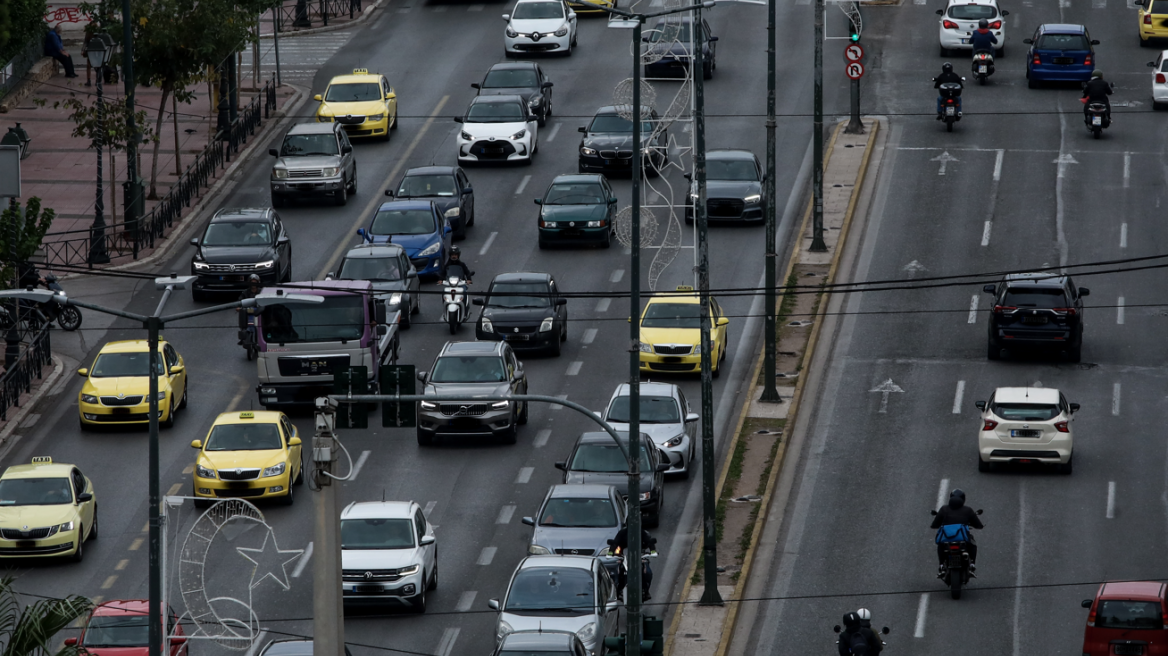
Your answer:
[4,593,92,656]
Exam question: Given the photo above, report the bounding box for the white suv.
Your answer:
[937,0,1008,56]
[975,387,1077,474]
[340,500,437,612]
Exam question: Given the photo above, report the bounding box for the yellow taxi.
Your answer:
[191,411,303,507]
[568,0,613,13]
[314,68,398,140]
[78,340,188,430]
[1139,0,1168,45]
[0,457,97,561]
[638,285,730,377]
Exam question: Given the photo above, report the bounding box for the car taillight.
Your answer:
[1146,12,1153,23]
[943,19,958,28]
[1055,421,1069,433]
[1161,604,1168,629]
[988,20,1002,28]
[1032,54,1041,65]
[994,305,1016,314]
[1084,54,1093,65]
[1052,307,1077,315]
[1087,602,1097,627]
[1158,73,1166,83]
[983,419,998,431]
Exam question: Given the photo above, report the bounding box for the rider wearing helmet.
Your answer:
[237,274,262,342]
[930,489,984,567]
[439,245,474,283]
[854,609,883,654]
[968,17,998,57]
[1082,69,1113,121]
[934,62,964,119]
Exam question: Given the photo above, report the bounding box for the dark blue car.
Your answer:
[1024,24,1099,88]
[358,200,451,277]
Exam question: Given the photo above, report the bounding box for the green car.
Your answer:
[535,174,617,249]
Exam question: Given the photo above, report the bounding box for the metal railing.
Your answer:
[0,35,47,101]
[270,0,363,32]
[38,75,279,269]
[0,321,51,422]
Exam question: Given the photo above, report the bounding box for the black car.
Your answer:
[643,16,718,80]
[388,166,476,239]
[554,432,669,527]
[474,272,568,356]
[189,207,292,300]
[983,273,1089,362]
[473,62,555,126]
[416,341,529,445]
[536,174,617,249]
[578,106,668,176]
[686,149,766,224]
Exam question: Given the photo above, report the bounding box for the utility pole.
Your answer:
[626,20,644,656]
[312,398,345,656]
[120,0,142,241]
[759,0,781,402]
[810,0,827,252]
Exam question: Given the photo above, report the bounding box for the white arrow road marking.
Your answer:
[903,260,927,279]
[931,151,958,175]
[1053,152,1078,178]
[869,379,905,413]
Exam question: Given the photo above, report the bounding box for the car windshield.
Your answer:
[647,20,692,43]
[90,352,165,377]
[488,282,551,308]
[545,183,605,205]
[82,616,149,647]
[260,295,365,343]
[501,651,573,656]
[569,443,650,472]
[341,518,415,549]
[1036,33,1090,50]
[505,567,594,613]
[430,356,507,383]
[588,114,653,133]
[325,83,382,102]
[641,302,700,328]
[204,423,283,451]
[512,1,564,19]
[398,175,458,197]
[279,134,338,157]
[707,159,759,181]
[202,221,272,246]
[1096,600,1163,629]
[947,4,997,19]
[540,497,617,528]
[607,395,680,424]
[1002,288,1067,308]
[467,102,526,123]
[989,403,1060,421]
[370,208,436,235]
[483,68,540,88]
[338,256,403,282]
[0,478,73,506]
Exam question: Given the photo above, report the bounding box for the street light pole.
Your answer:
[759,0,781,402]
[120,0,141,235]
[627,21,644,656]
[810,0,827,252]
[86,36,111,265]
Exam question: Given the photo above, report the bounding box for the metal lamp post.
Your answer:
[86,35,113,265]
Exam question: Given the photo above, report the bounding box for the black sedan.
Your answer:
[473,272,568,356]
[189,207,292,301]
[577,106,668,177]
[536,174,617,249]
[643,16,718,80]
[388,166,476,239]
[473,62,554,126]
[686,149,766,224]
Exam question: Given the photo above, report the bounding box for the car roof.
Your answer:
[286,122,337,135]
[1037,23,1087,34]
[471,94,525,104]
[211,410,286,426]
[547,483,617,499]
[707,149,756,161]
[492,272,552,284]
[3,460,75,478]
[519,554,595,570]
[341,500,416,519]
[404,166,457,176]
[992,387,1060,405]
[595,105,654,115]
[92,599,151,615]
[211,208,273,222]
[611,382,679,398]
[376,199,437,212]
[264,279,371,293]
[946,0,998,5]
[551,174,606,185]
[327,72,381,84]
[1100,582,1166,600]
[577,431,652,445]
[98,339,170,353]
[441,341,505,356]
[1002,273,1067,288]
[500,632,576,650]
[488,62,539,71]
[344,243,407,259]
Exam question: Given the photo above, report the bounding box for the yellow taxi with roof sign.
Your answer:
[0,457,97,561]
[637,285,730,377]
[314,68,398,140]
[190,411,303,508]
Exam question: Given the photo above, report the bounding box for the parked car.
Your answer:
[523,484,625,556]
[1024,24,1099,88]
[389,166,475,239]
[474,272,569,356]
[190,207,292,300]
[416,341,528,445]
[340,500,437,611]
[269,122,356,207]
[536,174,617,249]
[331,243,420,328]
[555,432,668,527]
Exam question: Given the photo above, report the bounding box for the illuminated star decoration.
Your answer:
[236,531,304,591]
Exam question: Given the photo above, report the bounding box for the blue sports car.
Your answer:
[1024,24,1099,88]
[358,200,451,277]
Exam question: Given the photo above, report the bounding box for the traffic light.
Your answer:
[848,18,861,42]
[642,617,664,656]
[603,636,625,656]
[333,366,368,429]
[380,364,417,428]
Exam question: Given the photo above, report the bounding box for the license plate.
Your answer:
[480,147,503,154]
[960,38,970,44]
[355,585,383,593]
[979,65,987,73]
[1114,645,1144,656]
[112,407,131,414]
[15,541,33,548]
[1022,316,1047,325]
[1092,116,1102,125]
[506,334,531,341]
[946,107,955,116]
[1053,57,1074,64]
[1010,429,1042,437]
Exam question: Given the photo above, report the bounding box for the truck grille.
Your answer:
[288,170,324,179]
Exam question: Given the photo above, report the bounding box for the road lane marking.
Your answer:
[101,575,117,590]
[931,151,957,175]
[1012,484,1027,656]
[143,522,149,532]
[913,593,929,637]
[992,149,1004,181]
[516,467,534,483]
[935,479,950,511]
[981,221,992,246]
[1054,120,1072,268]
[534,429,551,447]
[551,393,567,410]
[167,483,182,496]
[547,122,562,142]
[1124,152,1131,188]
[952,381,965,414]
[456,591,477,612]
[1121,223,1128,248]
[595,298,611,312]
[183,465,193,475]
[1117,297,1125,325]
[437,629,461,656]
[116,559,129,571]
[424,501,438,517]
[967,295,978,324]
[610,269,625,283]
[245,631,269,656]
[497,506,516,524]
[350,450,370,480]
[1112,383,1121,416]
[292,542,313,577]
[583,328,597,344]
[477,547,497,565]
[1107,482,1116,518]
[515,175,532,195]
[129,538,144,551]
[479,232,498,256]
[566,361,583,376]
[19,413,39,429]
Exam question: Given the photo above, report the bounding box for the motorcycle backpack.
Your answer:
[935,523,971,544]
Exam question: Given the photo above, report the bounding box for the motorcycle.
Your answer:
[603,539,657,601]
[931,508,984,599]
[38,274,82,331]
[972,51,995,85]
[239,312,259,361]
[935,79,965,132]
[833,623,890,654]
[441,276,470,334]
[1084,101,1111,139]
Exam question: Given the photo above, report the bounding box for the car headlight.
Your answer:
[262,463,286,478]
[539,317,555,332]
[58,521,75,532]
[417,242,441,257]
[491,400,510,409]
[641,146,651,155]
[196,464,217,479]
[639,491,652,501]
[639,342,654,353]
[254,260,275,269]
[481,317,494,333]
[80,394,98,404]
[444,207,460,218]
[317,115,333,122]
[397,564,420,575]
[511,129,527,140]
[664,434,684,448]
[586,220,605,228]
[528,544,551,555]
[322,167,341,177]
[368,114,385,122]
[272,168,288,179]
[155,391,167,400]
[581,146,597,156]
[388,293,403,307]
[541,221,558,228]
[461,130,474,141]
[420,400,438,409]
[577,622,598,644]
[192,261,210,271]
[554,24,569,36]
[528,97,542,107]
[497,621,514,642]
[743,194,762,204]
[506,27,518,37]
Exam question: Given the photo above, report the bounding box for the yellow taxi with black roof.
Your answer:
[637,285,730,377]
[191,411,303,507]
[314,68,398,140]
[0,457,97,561]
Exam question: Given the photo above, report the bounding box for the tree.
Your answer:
[54,92,155,163]
[0,199,56,290]
[0,0,49,68]
[0,576,92,656]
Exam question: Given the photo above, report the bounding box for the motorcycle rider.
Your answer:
[837,613,872,656]
[931,488,984,570]
[611,525,656,600]
[854,609,883,654]
[237,274,262,344]
[439,245,474,283]
[934,62,964,119]
[969,18,998,58]
[1082,69,1113,123]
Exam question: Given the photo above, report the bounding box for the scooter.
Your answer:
[972,51,995,85]
[603,539,658,601]
[38,274,82,331]
[931,508,984,599]
[1084,102,1111,139]
[833,624,890,654]
[934,79,965,132]
[238,306,259,360]
[441,276,470,334]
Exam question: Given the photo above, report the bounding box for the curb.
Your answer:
[0,354,64,451]
[258,0,389,39]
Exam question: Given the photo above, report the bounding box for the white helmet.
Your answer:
[856,608,871,621]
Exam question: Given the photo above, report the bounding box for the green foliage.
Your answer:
[54,94,155,152]
[0,199,57,289]
[0,0,49,68]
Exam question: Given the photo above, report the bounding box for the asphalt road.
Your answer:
[1,0,859,655]
[737,1,1168,655]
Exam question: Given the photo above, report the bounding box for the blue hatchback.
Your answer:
[1025,24,1099,87]
[358,200,451,277]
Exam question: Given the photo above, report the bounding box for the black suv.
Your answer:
[983,273,1089,362]
[473,272,568,356]
[554,432,669,527]
[416,341,529,445]
[190,208,292,300]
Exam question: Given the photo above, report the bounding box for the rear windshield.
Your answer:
[989,403,1060,421]
[1036,34,1090,50]
[947,4,997,19]
[1096,600,1164,630]
[1002,288,1067,309]
[483,68,539,88]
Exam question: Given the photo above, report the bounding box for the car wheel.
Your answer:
[411,586,427,613]
[987,341,1001,360]
[429,555,438,590]
[1155,101,1165,110]
[504,48,516,58]
[1067,343,1082,363]
[161,399,176,428]
[978,457,991,473]
[467,206,475,227]
[295,458,304,485]
[602,228,612,248]
[995,45,1004,57]
[703,61,713,80]
[271,193,284,208]
[79,417,90,432]
[538,239,548,250]
[518,400,529,424]
[349,172,357,195]
[548,334,562,357]
[281,482,295,506]
[89,505,99,540]
[561,321,568,342]
[191,288,209,303]
[538,112,547,128]
[1140,35,1150,47]
[503,415,519,444]
[712,348,722,378]
[179,382,188,409]
[72,530,84,562]
[334,182,348,206]
[1027,75,1039,89]
[1058,454,1074,475]
[417,429,434,446]
[391,110,399,130]
[401,306,412,329]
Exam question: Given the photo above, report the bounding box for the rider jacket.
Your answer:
[1082,78,1113,106]
[612,527,656,552]
[969,29,998,53]
[931,505,984,530]
[440,260,474,282]
[934,71,964,88]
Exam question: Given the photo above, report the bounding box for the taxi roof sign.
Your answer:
[30,456,51,463]
[352,68,369,75]
[675,285,694,292]
[239,412,255,419]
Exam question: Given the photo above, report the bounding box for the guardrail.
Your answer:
[270,0,363,32]
[0,35,46,101]
[0,321,51,422]
[38,75,279,269]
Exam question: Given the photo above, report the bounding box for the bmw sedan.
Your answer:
[578,106,667,176]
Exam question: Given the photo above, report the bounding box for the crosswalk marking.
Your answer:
[248,32,356,85]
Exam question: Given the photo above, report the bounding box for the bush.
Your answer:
[0,0,49,67]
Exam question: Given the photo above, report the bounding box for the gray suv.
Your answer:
[269,122,357,207]
[416,341,528,446]
[331,243,420,328]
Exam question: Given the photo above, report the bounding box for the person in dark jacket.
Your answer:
[854,609,883,654]
[1082,70,1113,120]
[237,274,262,342]
[837,613,871,656]
[931,489,984,566]
[439,245,474,283]
[611,526,656,599]
[934,62,963,118]
[44,25,77,78]
[968,18,998,56]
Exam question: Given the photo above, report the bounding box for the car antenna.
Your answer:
[382,489,386,502]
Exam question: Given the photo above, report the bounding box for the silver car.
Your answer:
[269,122,357,207]
[523,484,625,556]
[331,243,421,328]
[489,555,621,656]
[602,382,698,477]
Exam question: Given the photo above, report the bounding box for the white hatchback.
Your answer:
[504,0,578,57]
[1149,50,1168,109]
[455,95,539,164]
[340,500,438,611]
[937,0,1008,56]
[975,387,1077,474]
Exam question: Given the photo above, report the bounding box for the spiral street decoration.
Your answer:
[612,78,657,121]
[615,205,659,248]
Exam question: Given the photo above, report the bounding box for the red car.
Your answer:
[1082,582,1168,656]
[65,600,187,656]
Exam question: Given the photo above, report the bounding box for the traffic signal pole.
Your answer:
[312,398,345,656]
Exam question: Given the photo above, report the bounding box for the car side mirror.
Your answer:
[683,172,692,181]
[606,601,620,613]
[445,224,453,234]
[656,463,670,472]
[555,298,567,306]
[462,186,473,195]
[269,148,280,156]
[685,412,699,422]
[278,235,290,244]
[502,13,510,20]
[341,144,353,154]
[975,401,986,410]
[376,324,388,336]
[1091,39,1100,45]
[488,599,501,610]
[169,364,184,375]
[555,461,567,470]
[522,516,535,526]
[472,298,484,306]
[417,371,428,383]
[1070,403,1081,412]
[313,94,323,101]
[471,83,481,89]
[420,535,436,545]
[1082,599,1093,608]
[1078,287,1090,297]
[534,198,543,205]
[578,126,587,133]
[935,8,943,13]
[190,237,200,247]
[1022,38,1033,44]
[982,284,995,294]
[708,36,719,42]
[386,91,396,100]
[1150,61,1158,67]
[64,639,77,647]
[1000,9,1008,14]
[77,492,93,503]
[77,367,88,377]
[289,437,302,446]
[170,637,187,646]
[542,81,554,89]
[716,317,729,326]
[191,440,203,449]
[406,270,418,279]
[384,189,395,197]
[454,117,464,123]
[609,197,618,204]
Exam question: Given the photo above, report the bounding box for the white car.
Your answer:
[1149,50,1168,109]
[937,0,1007,56]
[455,95,539,164]
[340,500,438,611]
[504,0,578,57]
[975,387,1077,474]
[602,382,698,477]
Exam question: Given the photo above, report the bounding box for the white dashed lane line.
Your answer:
[292,542,314,578]
[610,269,624,283]
[516,467,534,483]
[547,122,562,142]
[952,381,965,414]
[1112,382,1121,416]
[914,594,929,638]
[477,547,497,565]
[566,361,583,376]
[1117,297,1125,325]
[456,591,477,612]
[349,450,370,480]
[424,500,438,517]
[534,429,551,447]
[515,175,532,195]
[1107,482,1116,519]
[479,232,498,256]
[595,298,611,312]
[583,328,598,344]
[967,295,978,324]
[437,628,461,656]
[1120,223,1128,248]
[551,393,567,410]
[497,506,516,524]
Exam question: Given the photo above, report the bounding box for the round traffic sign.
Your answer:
[845,61,865,80]
[844,43,864,62]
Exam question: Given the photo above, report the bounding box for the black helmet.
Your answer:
[450,245,461,257]
[942,62,953,73]
[843,612,861,630]
[948,489,966,510]
[248,274,261,284]
[978,17,988,28]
